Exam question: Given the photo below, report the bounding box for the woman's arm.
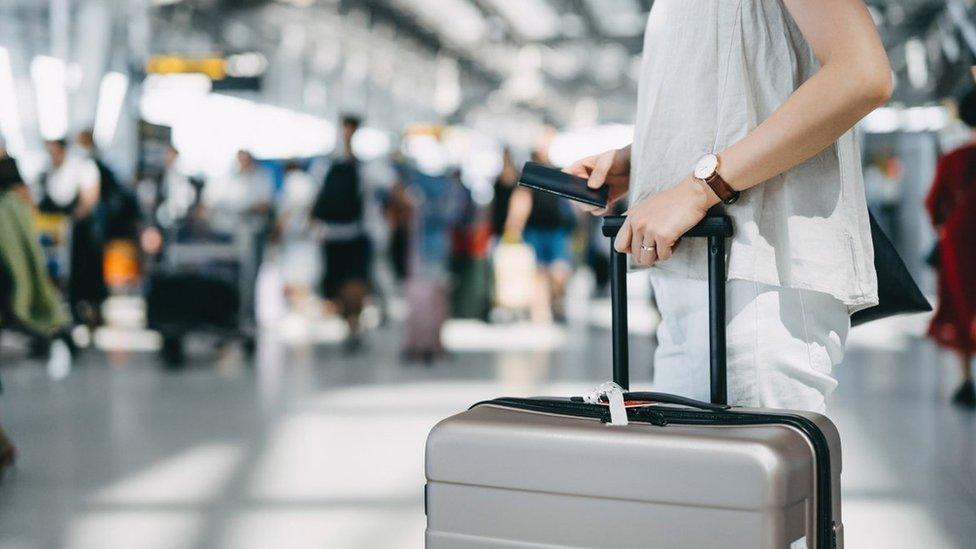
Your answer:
[719,0,892,190]
[620,0,892,265]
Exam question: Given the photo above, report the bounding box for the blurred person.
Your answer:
[155,145,197,228]
[204,150,273,234]
[566,0,891,412]
[0,141,72,470]
[386,176,414,282]
[38,139,106,327]
[398,161,460,363]
[925,88,976,408]
[504,148,574,324]
[490,148,519,239]
[0,140,31,205]
[276,160,320,309]
[311,116,372,352]
[447,168,492,321]
[76,129,141,242]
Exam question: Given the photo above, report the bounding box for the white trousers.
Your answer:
[649,271,850,413]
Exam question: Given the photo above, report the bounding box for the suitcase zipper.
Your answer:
[478,397,669,427]
[473,399,835,549]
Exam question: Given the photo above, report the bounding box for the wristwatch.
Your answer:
[694,153,740,205]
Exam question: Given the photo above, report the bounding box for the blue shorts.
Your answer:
[523,228,571,266]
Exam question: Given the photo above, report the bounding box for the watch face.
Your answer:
[694,154,719,180]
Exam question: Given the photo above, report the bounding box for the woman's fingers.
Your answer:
[587,151,614,190]
[633,230,659,266]
[563,161,591,179]
[614,217,633,254]
[655,234,675,262]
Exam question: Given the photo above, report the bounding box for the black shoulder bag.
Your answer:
[850,211,931,326]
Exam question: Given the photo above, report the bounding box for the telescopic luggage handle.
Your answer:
[601,214,734,405]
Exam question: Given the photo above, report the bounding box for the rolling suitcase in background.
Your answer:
[402,275,449,361]
[425,214,843,549]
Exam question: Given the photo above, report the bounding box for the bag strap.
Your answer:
[601,213,733,405]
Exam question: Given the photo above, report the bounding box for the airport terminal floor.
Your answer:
[0,300,972,549]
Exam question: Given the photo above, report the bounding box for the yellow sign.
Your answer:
[146,55,226,80]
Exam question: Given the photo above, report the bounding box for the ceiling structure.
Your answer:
[194,0,976,121]
[4,0,968,128]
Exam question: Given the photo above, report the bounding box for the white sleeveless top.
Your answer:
[630,0,878,312]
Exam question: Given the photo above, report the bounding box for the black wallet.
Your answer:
[518,162,609,208]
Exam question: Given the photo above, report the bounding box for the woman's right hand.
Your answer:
[563,145,632,215]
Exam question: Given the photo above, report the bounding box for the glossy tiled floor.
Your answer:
[0,308,972,549]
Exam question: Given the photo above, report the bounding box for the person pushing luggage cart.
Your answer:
[562,0,893,413]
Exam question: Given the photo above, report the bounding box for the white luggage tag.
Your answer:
[583,382,628,426]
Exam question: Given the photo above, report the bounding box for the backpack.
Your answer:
[312,160,363,223]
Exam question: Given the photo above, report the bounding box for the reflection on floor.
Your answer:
[0,312,973,549]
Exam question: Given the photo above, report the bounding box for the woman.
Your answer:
[926,88,976,408]
[39,139,105,327]
[567,0,891,412]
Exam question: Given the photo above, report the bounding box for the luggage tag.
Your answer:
[583,382,629,426]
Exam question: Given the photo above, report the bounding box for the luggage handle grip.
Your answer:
[601,214,733,239]
[603,213,733,405]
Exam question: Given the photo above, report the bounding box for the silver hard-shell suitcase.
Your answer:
[425,215,843,549]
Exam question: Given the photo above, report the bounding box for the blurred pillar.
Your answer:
[266,20,307,111]
[71,0,112,131]
[49,0,70,60]
[895,132,938,291]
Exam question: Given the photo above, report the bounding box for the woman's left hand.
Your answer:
[616,174,719,265]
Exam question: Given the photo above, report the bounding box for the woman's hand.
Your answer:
[616,174,719,266]
[563,145,631,215]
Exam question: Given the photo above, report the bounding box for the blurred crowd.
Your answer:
[0,115,625,375]
[5,91,976,473]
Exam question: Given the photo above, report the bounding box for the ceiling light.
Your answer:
[482,0,560,41]
[392,0,487,47]
[30,55,69,140]
[584,0,646,37]
[93,72,129,150]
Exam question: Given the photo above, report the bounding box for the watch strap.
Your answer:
[704,172,740,205]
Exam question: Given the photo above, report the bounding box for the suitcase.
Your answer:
[425,214,843,549]
[145,270,240,332]
[402,275,448,358]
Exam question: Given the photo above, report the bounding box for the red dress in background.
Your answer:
[926,144,976,353]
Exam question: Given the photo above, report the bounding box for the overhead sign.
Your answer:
[146,53,269,81]
[146,55,226,79]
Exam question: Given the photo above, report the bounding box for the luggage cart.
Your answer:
[146,219,261,366]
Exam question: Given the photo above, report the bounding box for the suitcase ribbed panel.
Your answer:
[427,406,815,510]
